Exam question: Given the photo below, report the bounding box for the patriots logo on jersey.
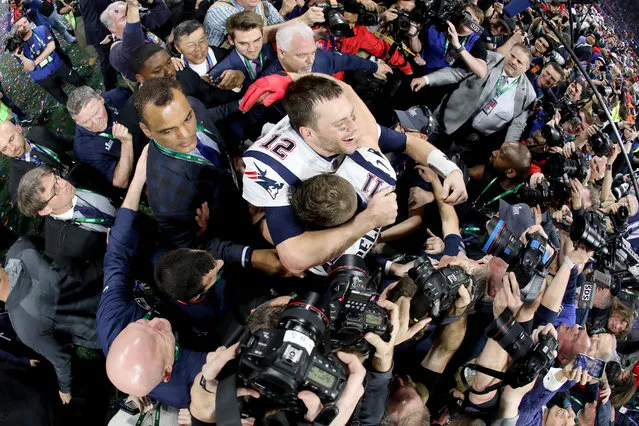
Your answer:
[245,162,284,200]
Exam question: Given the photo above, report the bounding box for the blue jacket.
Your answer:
[516,377,574,426]
[146,99,253,264]
[261,49,378,76]
[210,44,277,93]
[97,208,206,408]
[73,88,131,184]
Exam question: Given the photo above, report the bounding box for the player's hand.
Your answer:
[410,77,428,92]
[240,72,293,112]
[362,187,398,228]
[218,69,245,90]
[441,169,468,205]
[251,249,302,278]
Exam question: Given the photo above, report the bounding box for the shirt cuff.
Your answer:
[543,367,568,391]
[423,75,430,85]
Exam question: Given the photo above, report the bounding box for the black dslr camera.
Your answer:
[588,128,611,157]
[328,255,392,353]
[542,123,565,148]
[486,309,558,388]
[237,292,347,409]
[570,211,609,255]
[483,218,554,303]
[543,152,590,182]
[544,96,581,128]
[5,34,24,55]
[408,256,471,321]
[315,0,353,37]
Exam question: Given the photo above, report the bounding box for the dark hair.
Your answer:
[134,77,182,125]
[174,20,205,45]
[130,43,166,74]
[611,298,634,339]
[282,75,344,132]
[247,301,287,333]
[289,174,357,227]
[154,249,217,301]
[545,62,564,81]
[502,142,531,181]
[226,11,264,39]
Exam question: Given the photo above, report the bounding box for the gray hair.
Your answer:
[67,86,100,117]
[17,166,52,217]
[276,21,313,52]
[100,1,126,29]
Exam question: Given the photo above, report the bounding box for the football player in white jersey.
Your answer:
[242,74,467,274]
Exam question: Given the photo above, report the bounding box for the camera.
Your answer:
[483,218,553,303]
[358,5,381,26]
[570,211,608,255]
[328,255,392,353]
[612,182,631,201]
[408,256,471,321]
[543,152,589,182]
[516,180,569,209]
[237,292,347,409]
[315,0,353,37]
[544,97,581,128]
[5,34,23,55]
[542,123,565,147]
[610,205,629,232]
[588,128,611,157]
[486,309,559,388]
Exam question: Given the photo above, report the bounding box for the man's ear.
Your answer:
[135,74,145,85]
[298,126,312,140]
[505,168,517,179]
[162,366,173,383]
[39,205,52,216]
[227,35,235,47]
[139,121,152,139]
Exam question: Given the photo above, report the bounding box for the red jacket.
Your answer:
[317,25,413,79]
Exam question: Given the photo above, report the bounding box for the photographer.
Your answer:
[407,3,488,78]
[9,15,84,104]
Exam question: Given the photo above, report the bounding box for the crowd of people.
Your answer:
[2,0,639,425]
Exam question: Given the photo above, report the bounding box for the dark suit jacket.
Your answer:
[146,99,252,261]
[210,44,277,93]
[261,49,377,77]
[78,0,111,46]
[9,126,73,201]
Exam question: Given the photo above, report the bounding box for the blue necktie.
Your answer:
[75,203,115,227]
[196,139,223,167]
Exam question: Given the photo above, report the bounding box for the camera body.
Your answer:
[408,256,471,321]
[507,331,559,388]
[238,292,347,409]
[358,5,381,26]
[315,1,353,37]
[588,129,611,157]
[542,123,565,147]
[545,96,581,128]
[5,34,24,55]
[543,152,589,183]
[328,255,392,353]
[483,218,553,303]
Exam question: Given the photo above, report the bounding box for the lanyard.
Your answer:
[73,189,114,224]
[184,51,215,74]
[243,52,263,80]
[473,177,524,210]
[29,30,46,56]
[135,405,161,426]
[495,75,520,97]
[31,142,62,165]
[444,36,468,53]
[98,132,117,140]
[154,124,219,167]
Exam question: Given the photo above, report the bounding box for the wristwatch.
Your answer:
[606,164,612,170]
[454,45,465,53]
[313,405,339,426]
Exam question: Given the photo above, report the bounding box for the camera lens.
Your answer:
[588,131,611,157]
[486,311,534,361]
[483,217,523,265]
[325,9,352,37]
[328,254,370,291]
[570,215,608,254]
[279,292,329,342]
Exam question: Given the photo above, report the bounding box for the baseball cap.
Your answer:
[394,106,436,136]
[498,15,516,35]
[498,200,535,237]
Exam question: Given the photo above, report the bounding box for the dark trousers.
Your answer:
[35,62,85,105]
[94,43,118,91]
[0,81,26,120]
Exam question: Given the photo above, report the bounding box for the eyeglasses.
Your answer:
[43,172,60,205]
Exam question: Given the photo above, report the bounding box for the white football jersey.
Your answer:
[311,147,397,276]
[242,116,342,208]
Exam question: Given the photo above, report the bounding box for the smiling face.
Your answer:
[566,81,583,101]
[0,121,29,158]
[106,2,127,39]
[139,88,198,153]
[229,27,263,61]
[73,97,109,133]
[175,28,209,65]
[302,94,359,156]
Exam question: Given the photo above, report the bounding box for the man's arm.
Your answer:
[262,7,324,43]
[325,50,378,75]
[110,0,146,75]
[505,102,533,142]
[111,123,134,188]
[139,0,171,30]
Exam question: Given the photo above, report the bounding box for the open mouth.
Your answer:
[342,136,355,142]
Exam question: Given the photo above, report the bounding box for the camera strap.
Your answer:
[460,362,508,394]
[215,373,244,426]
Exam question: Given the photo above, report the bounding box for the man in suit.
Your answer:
[0,121,73,200]
[68,86,137,189]
[209,11,277,93]
[16,165,116,275]
[172,20,232,79]
[411,43,537,165]
[133,77,288,275]
[78,0,118,90]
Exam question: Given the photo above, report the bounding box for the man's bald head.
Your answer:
[0,120,29,158]
[106,317,176,397]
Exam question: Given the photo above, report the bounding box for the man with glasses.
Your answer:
[16,165,117,273]
[67,85,138,190]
